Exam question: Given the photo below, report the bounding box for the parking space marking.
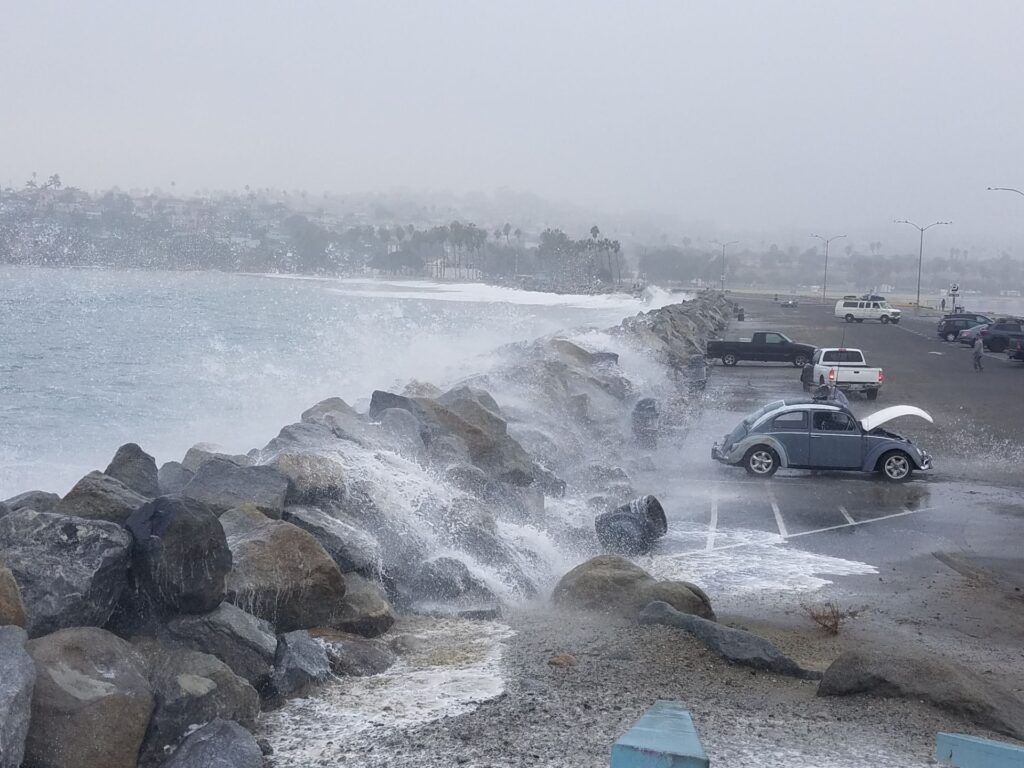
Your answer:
[705,486,719,551]
[785,506,934,540]
[837,505,855,524]
[766,486,789,539]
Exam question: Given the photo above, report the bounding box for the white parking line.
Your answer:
[705,486,719,551]
[838,505,855,524]
[766,486,789,539]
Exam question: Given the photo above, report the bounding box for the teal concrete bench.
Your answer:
[935,733,1024,768]
[610,700,709,767]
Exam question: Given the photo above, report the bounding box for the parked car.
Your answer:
[800,347,883,400]
[1007,336,1024,362]
[781,299,799,308]
[937,313,992,342]
[706,331,815,368]
[834,299,901,324]
[711,398,933,481]
[981,318,1024,352]
[957,323,988,346]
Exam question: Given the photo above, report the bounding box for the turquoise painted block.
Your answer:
[610,700,709,768]
[935,732,1024,768]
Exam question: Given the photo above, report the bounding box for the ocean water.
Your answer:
[0,267,676,499]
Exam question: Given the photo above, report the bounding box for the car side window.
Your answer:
[772,411,807,431]
[871,302,880,309]
[764,333,784,344]
[813,411,857,432]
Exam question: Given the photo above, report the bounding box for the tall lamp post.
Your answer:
[811,233,846,302]
[894,219,951,311]
[711,240,738,291]
[987,186,1024,198]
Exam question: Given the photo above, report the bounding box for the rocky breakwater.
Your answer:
[0,291,733,767]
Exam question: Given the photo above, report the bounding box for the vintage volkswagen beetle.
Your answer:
[711,398,932,481]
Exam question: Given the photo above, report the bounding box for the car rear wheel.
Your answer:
[844,314,855,323]
[880,315,890,324]
[722,353,738,366]
[879,451,912,482]
[744,446,779,477]
[793,353,808,367]
[944,331,957,342]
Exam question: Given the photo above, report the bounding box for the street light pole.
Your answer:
[811,233,846,302]
[987,186,1024,198]
[711,240,738,292]
[894,219,951,311]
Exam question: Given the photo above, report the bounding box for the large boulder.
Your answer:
[639,602,816,678]
[407,557,497,607]
[269,630,331,699]
[56,471,148,524]
[309,628,396,677]
[182,458,289,518]
[25,627,154,768]
[161,719,263,768]
[2,490,60,514]
[132,637,259,768]
[282,505,381,576]
[219,505,274,540]
[104,443,160,498]
[261,421,338,457]
[266,453,346,506]
[181,445,251,473]
[125,496,232,615]
[818,649,1024,740]
[551,555,714,620]
[157,462,194,496]
[332,573,395,638]
[301,396,357,425]
[0,566,26,628]
[225,519,347,632]
[0,509,131,637]
[0,626,34,768]
[166,603,277,689]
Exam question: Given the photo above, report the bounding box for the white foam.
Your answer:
[260,618,514,765]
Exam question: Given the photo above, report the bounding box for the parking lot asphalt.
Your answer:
[635,295,1024,681]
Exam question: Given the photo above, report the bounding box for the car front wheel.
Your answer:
[845,314,855,323]
[722,353,738,366]
[793,353,808,367]
[944,331,957,342]
[744,446,779,477]
[879,451,912,482]
[880,315,890,324]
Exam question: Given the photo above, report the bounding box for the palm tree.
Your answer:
[590,225,600,241]
[503,222,512,244]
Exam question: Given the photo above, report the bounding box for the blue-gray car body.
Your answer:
[711,398,932,481]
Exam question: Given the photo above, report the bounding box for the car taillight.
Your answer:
[878,370,884,383]
[828,368,836,382]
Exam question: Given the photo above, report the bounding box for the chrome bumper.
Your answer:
[919,451,932,471]
[712,443,729,463]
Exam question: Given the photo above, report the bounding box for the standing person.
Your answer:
[973,335,984,372]
[941,297,946,312]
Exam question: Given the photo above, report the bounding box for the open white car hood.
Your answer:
[860,405,933,432]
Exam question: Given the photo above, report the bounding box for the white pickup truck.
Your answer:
[800,347,884,400]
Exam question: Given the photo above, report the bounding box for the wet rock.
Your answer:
[309,628,396,677]
[219,505,273,540]
[639,602,813,678]
[25,627,154,768]
[0,509,131,637]
[132,637,259,768]
[378,407,427,454]
[167,603,277,689]
[818,648,1024,740]
[322,409,383,448]
[182,458,289,518]
[443,463,493,496]
[181,444,252,473]
[225,519,347,631]
[389,634,424,656]
[125,496,232,615]
[161,719,263,768]
[282,505,381,576]
[548,653,577,667]
[552,555,713,620]
[0,626,34,768]
[56,471,148,525]
[261,421,337,457]
[402,380,442,398]
[157,462,194,495]
[269,630,331,699]
[408,556,498,608]
[332,573,395,638]
[104,442,160,498]
[301,396,357,425]
[0,566,26,628]
[2,490,60,514]
[266,452,346,505]
[594,495,667,555]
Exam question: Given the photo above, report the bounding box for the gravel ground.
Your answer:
[275,605,1024,768]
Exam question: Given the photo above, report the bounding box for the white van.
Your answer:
[834,299,902,324]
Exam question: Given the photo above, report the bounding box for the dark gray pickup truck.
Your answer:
[706,331,815,367]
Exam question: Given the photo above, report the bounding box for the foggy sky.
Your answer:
[4,1,1023,243]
